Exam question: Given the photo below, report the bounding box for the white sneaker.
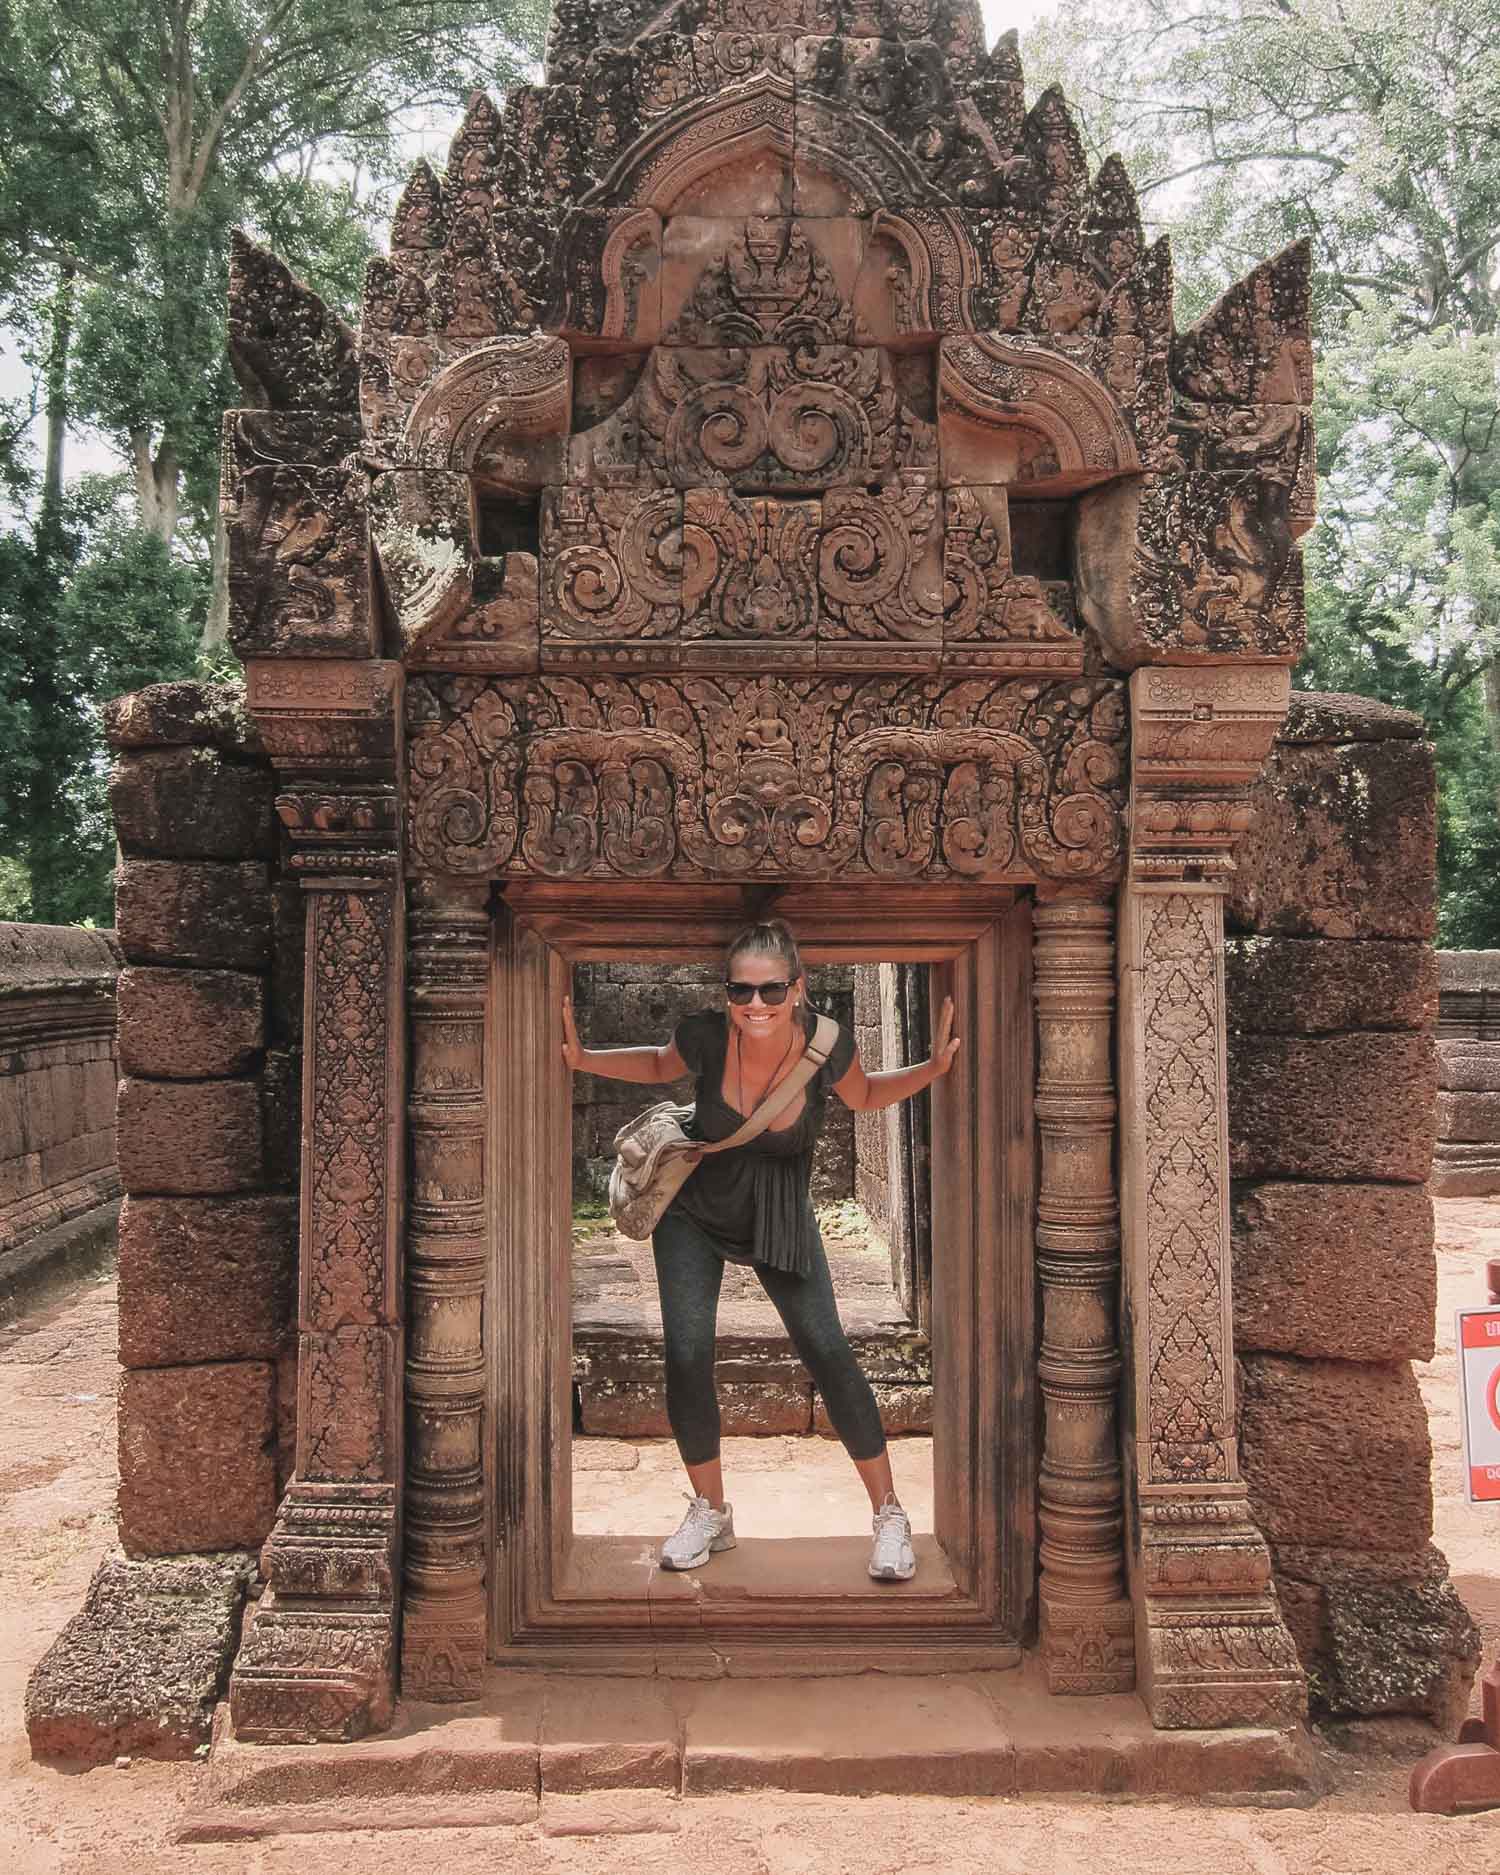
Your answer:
[660,1494,736,1570]
[868,1496,916,1580]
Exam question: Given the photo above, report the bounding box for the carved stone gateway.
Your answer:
[221,0,1313,1740]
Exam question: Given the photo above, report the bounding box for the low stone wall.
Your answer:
[1433,951,1500,1196]
[104,683,297,1558]
[0,921,122,1315]
[1227,691,1478,1725]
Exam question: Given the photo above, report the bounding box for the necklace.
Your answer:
[734,1021,797,1117]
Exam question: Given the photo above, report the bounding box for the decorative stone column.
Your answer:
[402,879,490,1698]
[1034,895,1134,1693]
[1118,666,1306,1728]
[229,660,407,1744]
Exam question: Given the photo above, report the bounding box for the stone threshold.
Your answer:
[181,1658,1321,1839]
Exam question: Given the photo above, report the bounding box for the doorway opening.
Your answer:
[490,884,1034,1673]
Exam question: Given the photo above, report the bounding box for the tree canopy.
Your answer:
[0,0,545,923]
[1027,0,1500,942]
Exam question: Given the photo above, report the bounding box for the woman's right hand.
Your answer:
[561,995,586,1073]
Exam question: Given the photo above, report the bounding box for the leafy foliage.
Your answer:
[1028,0,1500,942]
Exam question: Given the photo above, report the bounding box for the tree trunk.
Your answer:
[202,506,230,651]
[1484,662,1500,824]
[25,268,77,925]
[129,429,180,543]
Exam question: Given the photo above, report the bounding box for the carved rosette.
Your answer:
[1033,898,1133,1693]
[1118,665,1306,1728]
[402,879,489,1700]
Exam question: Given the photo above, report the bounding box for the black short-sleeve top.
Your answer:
[666,1006,856,1276]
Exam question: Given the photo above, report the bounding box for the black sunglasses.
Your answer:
[725,977,797,1006]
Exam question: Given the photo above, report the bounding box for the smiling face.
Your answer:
[724,946,802,1049]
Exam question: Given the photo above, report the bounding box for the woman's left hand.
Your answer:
[931,995,961,1076]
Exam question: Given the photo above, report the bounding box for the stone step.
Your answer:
[183,1659,1320,1838]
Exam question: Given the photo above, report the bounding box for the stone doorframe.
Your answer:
[225,660,1308,1744]
[483,883,1034,1676]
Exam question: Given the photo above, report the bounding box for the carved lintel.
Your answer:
[1033,896,1133,1694]
[402,877,490,1700]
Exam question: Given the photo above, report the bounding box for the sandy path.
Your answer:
[3,1207,1500,1872]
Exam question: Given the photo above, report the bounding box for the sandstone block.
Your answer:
[1437,1040,1500,1092]
[117,1195,296,1367]
[1225,937,1436,1035]
[116,1076,264,1195]
[114,861,272,970]
[1269,1543,1480,1727]
[117,967,265,1078]
[1238,1355,1433,1553]
[109,747,275,861]
[118,1362,278,1555]
[1436,1090,1500,1141]
[25,1552,256,1763]
[1231,1182,1435,1362]
[1229,1031,1435,1183]
[1229,737,1436,940]
[261,1046,302,1191]
[1277,693,1424,744]
[104,682,261,754]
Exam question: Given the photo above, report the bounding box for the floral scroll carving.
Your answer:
[405,672,1126,886]
[1137,892,1230,1485]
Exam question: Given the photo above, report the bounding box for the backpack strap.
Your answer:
[698,1012,840,1157]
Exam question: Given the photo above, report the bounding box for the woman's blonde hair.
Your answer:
[725,917,803,985]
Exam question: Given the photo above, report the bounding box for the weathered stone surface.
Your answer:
[226,465,374,661]
[116,1076,264,1195]
[1269,1543,1480,1728]
[261,1045,303,1192]
[1076,470,1305,666]
[1229,736,1436,941]
[116,967,265,1079]
[117,1195,296,1368]
[104,681,262,754]
[25,1552,256,1764]
[114,861,273,971]
[813,1383,932,1437]
[1226,937,1436,1036]
[1436,1090,1500,1141]
[1437,1041,1500,1092]
[1277,691,1424,744]
[118,1362,278,1555]
[1229,1031,1436,1183]
[109,748,275,862]
[1231,1182,1435,1362]
[227,231,358,413]
[1238,1355,1433,1554]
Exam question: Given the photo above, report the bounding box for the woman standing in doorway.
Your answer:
[561,919,960,1583]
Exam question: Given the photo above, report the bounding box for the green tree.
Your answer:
[1027,0,1500,942]
[0,0,546,921]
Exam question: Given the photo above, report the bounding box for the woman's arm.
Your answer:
[560,995,687,1085]
[832,995,961,1114]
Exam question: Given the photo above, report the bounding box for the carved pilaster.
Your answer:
[1033,897,1134,1693]
[1119,665,1306,1728]
[402,878,489,1698]
[230,660,406,1744]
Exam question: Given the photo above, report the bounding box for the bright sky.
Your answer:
[2,0,1062,491]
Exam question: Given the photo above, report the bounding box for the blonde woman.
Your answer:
[563,919,959,1582]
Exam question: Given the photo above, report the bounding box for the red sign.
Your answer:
[1458,1309,1500,1502]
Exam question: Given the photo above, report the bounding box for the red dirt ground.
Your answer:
[4,1202,1500,1873]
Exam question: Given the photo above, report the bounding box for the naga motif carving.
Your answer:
[405,671,1126,886]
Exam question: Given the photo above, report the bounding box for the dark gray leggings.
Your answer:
[651,1208,888,1466]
